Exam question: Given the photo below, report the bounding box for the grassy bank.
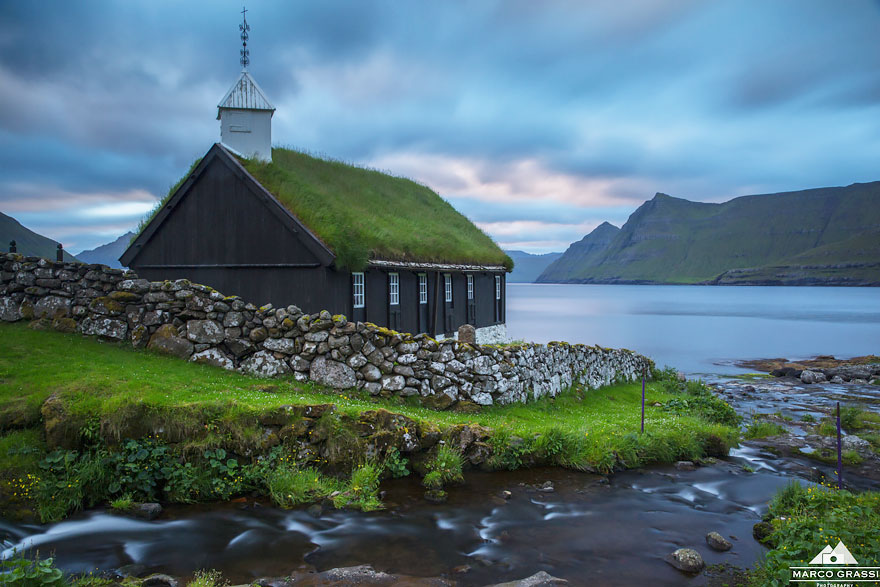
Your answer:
[0,322,738,522]
[750,482,880,586]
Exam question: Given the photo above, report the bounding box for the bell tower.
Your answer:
[217,7,274,162]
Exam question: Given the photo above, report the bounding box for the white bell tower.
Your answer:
[217,8,274,162]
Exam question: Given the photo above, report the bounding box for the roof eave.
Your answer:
[367,259,507,272]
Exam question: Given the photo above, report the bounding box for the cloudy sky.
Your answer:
[2,1,879,254]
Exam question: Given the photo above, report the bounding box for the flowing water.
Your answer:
[3,285,879,585]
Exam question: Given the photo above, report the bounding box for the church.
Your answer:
[121,12,511,343]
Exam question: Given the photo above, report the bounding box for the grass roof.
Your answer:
[239,148,512,271]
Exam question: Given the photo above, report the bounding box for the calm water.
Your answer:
[507,284,880,375]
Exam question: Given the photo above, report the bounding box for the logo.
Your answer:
[810,541,859,566]
[791,540,879,585]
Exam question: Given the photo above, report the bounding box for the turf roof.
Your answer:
[237,148,512,271]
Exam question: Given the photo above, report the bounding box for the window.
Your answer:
[444,273,452,303]
[352,272,365,308]
[418,274,427,304]
[389,273,399,305]
[495,275,502,300]
[467,274,474,300]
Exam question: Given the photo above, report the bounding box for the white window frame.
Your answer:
[418,273,427,304]
[389,273,399,306]
[352,272,365,308]
[467,274,474,300]
[495,275,502,300]
[444,273,453,303]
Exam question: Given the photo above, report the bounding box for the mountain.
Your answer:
[536,222,619,283]
[504,250,563,282]
[0,212,79,262]
[537,182,880,285]
[76,232,135,268]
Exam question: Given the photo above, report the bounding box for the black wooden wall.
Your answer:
[128,147,506,336]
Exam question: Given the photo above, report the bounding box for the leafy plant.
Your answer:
[0,551,65,586]
[383,447,410,478]
[107,438,172,500]
[202,448,243,500]
[749,482,880,586]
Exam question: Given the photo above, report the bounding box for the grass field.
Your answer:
[0,322,738,520]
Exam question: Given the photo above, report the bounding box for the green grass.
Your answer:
[0,323,737,447]
[0,323,739,519]
[266,465,339,508]
[744,420,788,440]
[109,494,134,511]
[749,482,880,585]
[186,569,228,587]
[238,148,512,270]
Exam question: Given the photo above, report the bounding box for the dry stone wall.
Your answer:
[0,253,654,407]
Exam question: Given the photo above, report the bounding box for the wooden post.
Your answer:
[641,366,646,433]
[8,240,15,253]
[430,271,440,336]
[56,243,63,262]
[836,401,843,489]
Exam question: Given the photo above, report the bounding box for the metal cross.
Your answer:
[239,6,250,69]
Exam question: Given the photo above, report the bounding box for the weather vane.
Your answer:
[239,6,250,70]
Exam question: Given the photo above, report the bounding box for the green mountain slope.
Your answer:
[0,212,78,262]
[537,182,880,285]
[504,250,563,282]
[537,222,619,282]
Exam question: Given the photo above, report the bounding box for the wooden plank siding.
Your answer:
[126,144,506,337]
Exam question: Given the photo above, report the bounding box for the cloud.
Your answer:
[1,0,879,255]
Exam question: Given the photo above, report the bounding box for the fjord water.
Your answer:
[507,284,880,374]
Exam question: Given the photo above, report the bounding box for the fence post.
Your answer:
[56,243,63,262]
[836,401,842,489]
[641,366,646,433]
[8,240,16,253]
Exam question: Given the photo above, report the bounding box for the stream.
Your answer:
[2,376,878,586]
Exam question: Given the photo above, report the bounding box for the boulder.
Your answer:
[381,375,406,391]
[190,348,234,370]
[457,323,476,344]
[0,297,21,321]
[263,337,296,354]
[130,502,163,520]
[665,548,704,574]
[800,370,826,384]
[185,319,224,344]
[360,363,382,382]
[310,356,356,389]
[80,316,128,341]
[842,434,872,453]
[675,460,697,471]
[706,531,732,551]
[241,350,290,378]
[225,338,255,358]
[486,571,569,586]
[147,324,194,359]
[34,295,70,319]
